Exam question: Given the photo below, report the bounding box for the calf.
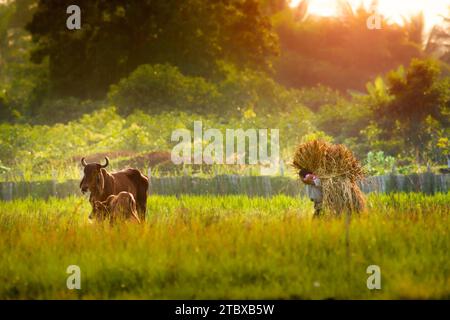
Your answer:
[90,192,141,224]
[80,157,149,221]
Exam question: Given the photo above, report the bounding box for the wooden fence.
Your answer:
[0,173,449,200]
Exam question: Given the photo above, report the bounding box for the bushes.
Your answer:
[108,64,220,115]
[108,62,308,117]
[0,106,319,180]
[365,151,396,175]
[2,55,331,123]
[216,63,302,115]
[31,98,104,124]
[0,91,11,122]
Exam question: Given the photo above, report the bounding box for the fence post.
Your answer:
[279,159,285,176]
[391,163,397,175]
[423,165,434,195]
[52,170,57,197]
[379,175,386,193]
[8,181,13,201]
[214,167,220,194]
[147,167,152,195]
[6,172,13,200]
[182,167,188,195]
[263,176,272,197]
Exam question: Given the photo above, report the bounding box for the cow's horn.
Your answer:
[81,157,87,167]
[101,156,109,168]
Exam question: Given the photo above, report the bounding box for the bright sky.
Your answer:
[1,0,448,32]
[290,0,450,32]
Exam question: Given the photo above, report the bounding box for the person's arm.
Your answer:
[313,177,321,187]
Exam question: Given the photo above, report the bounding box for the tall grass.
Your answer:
[0,193,448,299]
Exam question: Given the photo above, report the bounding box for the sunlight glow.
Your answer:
[289,0,450,31]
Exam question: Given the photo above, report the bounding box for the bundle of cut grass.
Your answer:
[292,140,366,213]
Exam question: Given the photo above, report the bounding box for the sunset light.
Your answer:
[1,0,449,304]
[289,0,450,31]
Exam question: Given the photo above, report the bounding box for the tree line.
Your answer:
[0,0,449,170]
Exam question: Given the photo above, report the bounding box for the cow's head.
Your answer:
[79,157,109,194]
[90,200,109,221]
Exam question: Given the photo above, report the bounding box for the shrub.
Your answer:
[217,63,302,115]
[31,98,104,124]
[366,151,396,175]
[108,64,220,115]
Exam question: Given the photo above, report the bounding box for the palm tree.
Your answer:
[293,0,309,22]
[425,11,450,63]
[404,12,425,45]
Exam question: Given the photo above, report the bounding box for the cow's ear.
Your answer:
[96,171,104,195]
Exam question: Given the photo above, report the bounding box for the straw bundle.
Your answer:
[292,140,366,214]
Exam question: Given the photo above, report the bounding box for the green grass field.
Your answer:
[0,193,448,299]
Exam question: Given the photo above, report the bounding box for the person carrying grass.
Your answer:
[293,140,366,215]
[299,168,323,217]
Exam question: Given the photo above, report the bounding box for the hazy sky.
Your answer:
[290,0,450,32]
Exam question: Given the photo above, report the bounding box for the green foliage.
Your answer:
[300,131,333,143]
[216,62,305,115]
[0,1,46,122]
[359,122,403,157]
[0,4,14,49]
[109,64,220,115]
[315,99,372,158]
[364,76,393,108]
[30,98,104,124]
[3,0,37,29]
[385,59,445,121]
[0,193,448,299]
[294,85,343,112]
[0,161,9,174]
[0,106,318,180]
[109,62,313,117]
[1,1,449,175]
[437,137,449,156]
[365,151,396,175]
[373,59,450,163]
[26,0,278,99]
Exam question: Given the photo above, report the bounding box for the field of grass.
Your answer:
[0,193,448,299]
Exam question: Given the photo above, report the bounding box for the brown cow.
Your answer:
[80,157,149,221]
[90,192,141,224]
